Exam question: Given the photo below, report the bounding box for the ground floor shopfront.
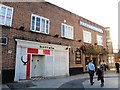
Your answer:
[14,39,70,81]
[83,54,107,72]
[2,39,108,82]
[69,53,107,75]
[14,39,108,81]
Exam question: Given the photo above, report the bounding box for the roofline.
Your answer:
[44,1,105,29]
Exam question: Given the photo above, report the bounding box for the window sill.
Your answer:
[30,30,50,36]
[61,37,74,41]
[1,24,12,28]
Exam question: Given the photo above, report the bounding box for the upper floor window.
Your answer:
[0,4,13,26]
[97,35,103,46]
[31,14,50,34]
[61,23,74,39]
[106,31,110,36]
[83,30,92,43]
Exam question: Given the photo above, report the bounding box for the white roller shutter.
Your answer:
[45,56,53,77]
[54,50,68,76]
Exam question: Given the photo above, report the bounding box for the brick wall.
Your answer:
[1,2,106,70]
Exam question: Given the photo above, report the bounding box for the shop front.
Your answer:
[14,39,70,81]
[80,44,108,72]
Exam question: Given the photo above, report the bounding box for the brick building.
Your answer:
[105,27,114,67]
[0,2,108,82]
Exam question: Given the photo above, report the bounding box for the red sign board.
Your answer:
[43,50,50,55]
[27,48,38,54]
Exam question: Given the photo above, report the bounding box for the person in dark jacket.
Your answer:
[96,65,104,87]
[115,62,119,73]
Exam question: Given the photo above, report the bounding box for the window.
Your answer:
[83,30,92,43]
[0,4,13,26]
[107,42,111,46]
[61,23,74,39]
[106,31,110,36]
[97,35,103,46]
[107,39,112,43]
[31,14,50,34]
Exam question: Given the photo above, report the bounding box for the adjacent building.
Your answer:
[0,2,108,82]
[105,27,114,67]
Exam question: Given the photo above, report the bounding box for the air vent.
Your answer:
[0,37,7,45]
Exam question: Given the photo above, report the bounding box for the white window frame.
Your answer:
[0,4,13,26]
[31,14,50,34]
[61,23,74,39]
[83,30,92,43]
[97,35,103,46]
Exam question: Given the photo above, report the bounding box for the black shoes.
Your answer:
[90,82,104,87]
[91,82,94,85]
[101,83,104,87]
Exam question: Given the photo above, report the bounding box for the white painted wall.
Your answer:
[14,46,21,81]
[19,47,27,79]
[54,50,69,76]
[45,56,53,77]
[40,56,45,76]
[14,46,27,81]
[14,39,70,81]
[31,55,45,77]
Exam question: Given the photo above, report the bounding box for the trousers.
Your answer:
[89,71,94,84]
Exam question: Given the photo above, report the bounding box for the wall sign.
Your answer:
[27,48,51,55]
[80,20,103,33]
[75,49,82,64]
[43,50,50,55]
[21,56,29,65]
[40,45,54,50]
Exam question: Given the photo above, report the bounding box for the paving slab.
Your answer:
[1,71,119,89]
[83,77,118,89]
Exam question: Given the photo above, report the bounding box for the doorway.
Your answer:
[92,57,97,70]
[31,55,45,77]
[85,57,90,71]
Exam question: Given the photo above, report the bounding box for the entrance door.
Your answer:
[92,57,97,70]
[85,57,90,71]
[31,55,45,77]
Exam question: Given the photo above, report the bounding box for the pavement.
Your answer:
[0,70,120,90]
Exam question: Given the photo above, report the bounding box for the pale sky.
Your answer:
[45,0,119,50]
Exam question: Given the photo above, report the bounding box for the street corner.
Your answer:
[58,78,88,88]
[82,77,118,89]
[1,84,10,90]
[4,81,36,89]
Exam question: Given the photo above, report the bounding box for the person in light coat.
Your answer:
[87,60,95,85]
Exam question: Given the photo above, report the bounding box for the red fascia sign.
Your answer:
[43,50,50,55]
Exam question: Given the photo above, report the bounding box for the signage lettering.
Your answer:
[80,21,103,33]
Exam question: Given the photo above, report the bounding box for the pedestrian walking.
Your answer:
[96,65,104,87]
[87,60,95,85]
[115,62,119,73]
[100,60,106,71]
